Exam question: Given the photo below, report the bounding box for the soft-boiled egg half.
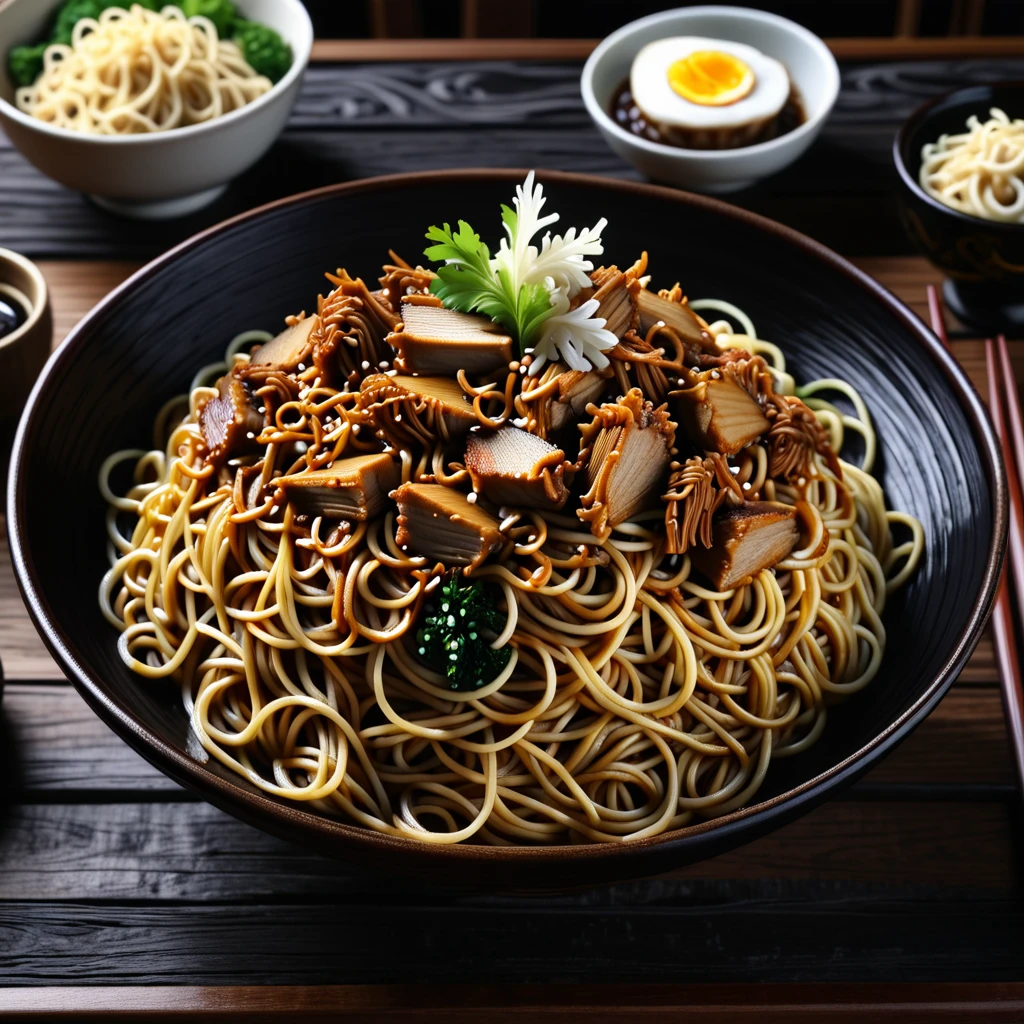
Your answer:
[630,36,790,143]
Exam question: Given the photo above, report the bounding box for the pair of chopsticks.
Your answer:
[927,285,1024,806]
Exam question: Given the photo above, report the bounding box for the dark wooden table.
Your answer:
[1,37,1023,1022]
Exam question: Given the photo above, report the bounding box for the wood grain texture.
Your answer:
[2,985,1024,1024]
[0,798,1014,902]
[307,37,1024,63]
[3,983,1024,1023]
[3,57,1023,261]
[0,887,1021,985]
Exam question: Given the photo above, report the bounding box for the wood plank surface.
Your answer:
[3,982,1024,1022]
[0,48,1022,1002]
[308,37,1024,63]
[4,57,1024,261]
[0,798,1014,902]
[0,888,1020,986]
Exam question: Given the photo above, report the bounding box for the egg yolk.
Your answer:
[667,51,755,107]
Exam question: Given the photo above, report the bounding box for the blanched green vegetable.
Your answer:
[179,0,237,39]
[7,43,47,89]
[53,0,155,45]
[416,575,511,692]
[233,19,291,83]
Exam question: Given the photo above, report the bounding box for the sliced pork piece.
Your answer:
[277,453,400,520]
[519,364,610,438]
[465,426,570,510]
[578,388,676,539]
[242,315,317,380]
[198,372,263,466]
[390,304,514,375]
[689,501,799,590]
[394,483,504,570]
[637,289,715,349]
[358,373,478,448]
[589,265,640,340]
[549,370,610,431]
[671,373,769,456]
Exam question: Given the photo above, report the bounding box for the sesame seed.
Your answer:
[467,492,478,504]
[297,363,305,371]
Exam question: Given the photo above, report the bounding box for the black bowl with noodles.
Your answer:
[7,170,1006,890]
[894,81,1024,333]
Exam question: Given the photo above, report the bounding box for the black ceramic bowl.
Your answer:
[895,82,1024,333]
[7,170,1006,889]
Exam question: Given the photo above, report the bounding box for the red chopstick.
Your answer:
[928,285,1024,803]
[988,336,1024,803]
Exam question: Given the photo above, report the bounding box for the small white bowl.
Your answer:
[581,6,840,193]
[0,0,313,219]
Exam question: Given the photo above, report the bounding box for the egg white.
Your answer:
[630,36,789,130]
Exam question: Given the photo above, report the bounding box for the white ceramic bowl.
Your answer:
[581,6,840,193]
[0,0,313,219]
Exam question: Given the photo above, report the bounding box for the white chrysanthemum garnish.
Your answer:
[493,172,608,298]
[529,286,618,376]
[425,171,618,375]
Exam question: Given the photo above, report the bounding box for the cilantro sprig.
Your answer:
[416,575,511,692]
[424,220,551,353]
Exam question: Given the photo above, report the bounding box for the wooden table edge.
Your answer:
[3,983,1024,1019]
[309,36,1024,63]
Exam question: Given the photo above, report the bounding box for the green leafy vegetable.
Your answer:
[416,575,511,692]
[7,43,47,89]
[180,0,237,37]
[424,220,551,353]
[233,19,291,83]
[53,0,157,45]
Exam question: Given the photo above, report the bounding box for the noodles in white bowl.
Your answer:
[919,107,1024,224]
[15,4,272,135]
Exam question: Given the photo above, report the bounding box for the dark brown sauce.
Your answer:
[610,75,807,149]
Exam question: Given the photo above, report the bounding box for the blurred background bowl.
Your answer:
[0,0,313,220]
[581,5,840,194]
[894,81,1024,334]
[0,247,51,423]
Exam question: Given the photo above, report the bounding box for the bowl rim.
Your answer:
[581,4,841,162]
[0,0,313,146]
[6,168,1008,872]
[893,79,1024,233]
[0,245,48,354]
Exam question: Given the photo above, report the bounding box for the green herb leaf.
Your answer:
[425,220,518,335]
[416,575,511,692]
[233,18,292,83]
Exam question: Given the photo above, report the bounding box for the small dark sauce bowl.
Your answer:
[894,81,1024,333]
